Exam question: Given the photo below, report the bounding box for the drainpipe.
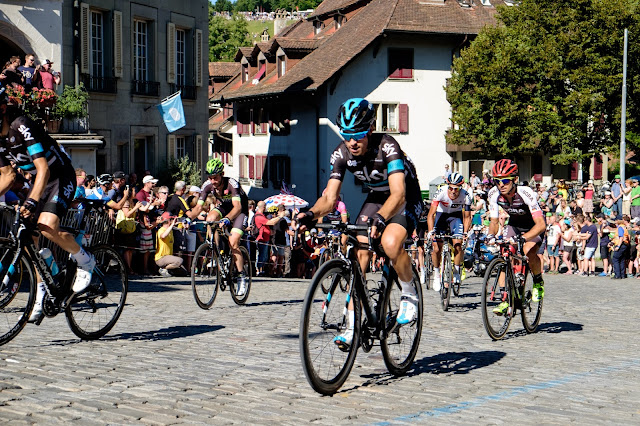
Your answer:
[318,116,345,198]
[73,0,80,86]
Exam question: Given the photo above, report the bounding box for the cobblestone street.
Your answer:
[1,272,639,424]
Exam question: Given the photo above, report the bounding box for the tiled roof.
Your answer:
[213,0,501,102]
[387,0,502,34]
[308,0,367,18]
[208,62,240,78]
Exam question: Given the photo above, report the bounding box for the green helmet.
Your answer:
[206,158,224,175]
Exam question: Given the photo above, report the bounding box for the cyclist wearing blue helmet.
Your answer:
[298,98,423,350]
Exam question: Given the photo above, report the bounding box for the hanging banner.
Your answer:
[157,91,186,132]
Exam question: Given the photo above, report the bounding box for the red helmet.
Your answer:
[492,159,519,178]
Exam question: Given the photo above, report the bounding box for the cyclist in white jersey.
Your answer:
[426,172,472,294]
[486,159,546,315]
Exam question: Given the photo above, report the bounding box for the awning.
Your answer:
[252,64,267,85]
[56,139,105,149]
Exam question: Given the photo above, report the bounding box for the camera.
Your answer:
[125,185,130,191]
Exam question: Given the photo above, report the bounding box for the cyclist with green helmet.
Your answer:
[198,158,250,295]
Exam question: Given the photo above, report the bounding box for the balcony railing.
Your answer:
[82,74,117,93]
[131,80,160,96]
[169,84,197,100]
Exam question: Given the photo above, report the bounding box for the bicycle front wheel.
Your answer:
[423,247,433,291]
[521,268,543,333]
[381,267,423,375]
[300,259,360,395]
[0,250,36,346]
[230,246,251,305]
[66,245,128,340]
[191,243,220,309]
[481,258,512,340]
[440,251,452,311]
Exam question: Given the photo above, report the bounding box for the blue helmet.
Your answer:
[336,98,375,139]
[446,172,464,186]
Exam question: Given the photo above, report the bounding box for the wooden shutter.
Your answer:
[570,162,578,181]
[239,155,246,178]
[113,11,123,77]
[237,116,244,135]
[167,135,176,161]
[195,29,203,87]
[594,155,603,180]
[398,104,409,133]
[248,156,255,179]
[167,23,176,83]
[195,134,203,170]
[80,3,90,74]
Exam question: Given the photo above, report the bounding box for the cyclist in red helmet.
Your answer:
[487,159,547,315]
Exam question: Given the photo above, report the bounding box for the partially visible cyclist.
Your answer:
[486,159,547,314]
[415,198,430,285]
[425,172,472,295]
[297,98,423,351]
[0,84,95,323]
[198,158,250,296]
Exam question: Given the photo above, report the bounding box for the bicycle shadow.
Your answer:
[127,279,191,293]
[243,299,304,308]
[502,321,583,340]
[48,324,224,345]
[343,350,506,392]
[447,301,481,312]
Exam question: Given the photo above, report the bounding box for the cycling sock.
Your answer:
[35,281,45,303]
[348,309,355,330]
[399,279,417,296]
[434,267,440,275]
[72,247,91,265]
[533,273,543,284]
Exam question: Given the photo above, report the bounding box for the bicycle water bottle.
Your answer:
[39,248,59,276]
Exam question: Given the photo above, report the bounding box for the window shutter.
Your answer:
[195,29,203,87]
[237,117,244,135]
[113,11,123,77]
[239,155,246,178]
[195,134,203,170]
[398,104,409,133]
[80,3,90,74]
[570,162,578,181]
[249,156,255,179]
[167,23,176,83]
[260,155,268,181]
[594,155,603,180]
[167,134,176,161]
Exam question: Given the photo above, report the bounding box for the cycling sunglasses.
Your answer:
[493,177,516,185]
[448,185,461,191]
[340,130,369,141]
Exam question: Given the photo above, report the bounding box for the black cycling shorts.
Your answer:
[503,225,543,245]
[36,168,76,219]
[213,203,248,234]
[354,194,421,238]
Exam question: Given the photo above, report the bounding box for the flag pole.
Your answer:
[143,90,182,111]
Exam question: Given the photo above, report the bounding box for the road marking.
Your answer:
[373,359,640,424]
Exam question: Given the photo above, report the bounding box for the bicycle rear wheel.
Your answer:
[381,267,423,375]
[440,251,452,311]
[300,259,360,395]
[66,245,128,340]
[481,258,512,340]
[230,246,251,305]
[423,247,433,291]
[521,268,543,333]
[191,243,220,309]
[0,250,36,346]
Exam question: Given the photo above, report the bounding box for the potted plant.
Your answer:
[53,83,89,133]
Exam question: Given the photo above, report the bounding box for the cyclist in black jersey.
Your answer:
[197,158,249,295]
[298,98,422,350]
[0,85,96,322]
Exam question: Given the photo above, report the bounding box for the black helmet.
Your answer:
[336,98,375,138]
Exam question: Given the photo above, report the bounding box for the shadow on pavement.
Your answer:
[504,321,583,339]
[343,350,506,392]
[127,279,191,293]
[447,301,481,312]
[243,299,304,308]
[103,324,224,341]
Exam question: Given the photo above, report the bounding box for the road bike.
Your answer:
[434,233,461,311]
[191,221,252,308]
[416,237,433,291]
[481,237,543,340]
[300,221,423,395]
[0,200,128,346]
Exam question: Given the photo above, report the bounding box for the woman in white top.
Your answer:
[560,219,575,274]
[622,178,632,217]
[556,198,571,218]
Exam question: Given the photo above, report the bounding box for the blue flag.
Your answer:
[157,92,186,132]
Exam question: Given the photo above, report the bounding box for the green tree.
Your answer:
[209,8,250,62]
[212,0,233,13]
[446,0,640,165]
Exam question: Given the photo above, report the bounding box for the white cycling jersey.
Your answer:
[488,185,543,229]
[431,186,472,214]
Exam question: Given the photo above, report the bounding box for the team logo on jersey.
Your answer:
[229,179,239,189]
[63,183,74,199]
[6,152,30,164]
[17,125,34,141]
[381,143,397,157]
[330,150,344,165]
[347,160,357,167]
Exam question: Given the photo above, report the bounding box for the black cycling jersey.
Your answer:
[199,176,249,215]
[329,133,422,210]
[0,116,73,175]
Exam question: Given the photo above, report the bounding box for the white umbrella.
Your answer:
[263,193,309,209]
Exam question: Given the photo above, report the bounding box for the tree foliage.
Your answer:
[209,6,251,61]
[230,0,322,12]
[446,0,640,165]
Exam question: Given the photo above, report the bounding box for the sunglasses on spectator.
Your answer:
[159,191,168,194]
[493,177,516,185]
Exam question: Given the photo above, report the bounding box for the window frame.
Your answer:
[133,19,149,81]
[388,48,414,80]
[372,102,409,134]
[90,10,104,78]
[175,28,186,86]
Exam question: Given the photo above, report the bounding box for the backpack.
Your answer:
[250,213,264,239]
